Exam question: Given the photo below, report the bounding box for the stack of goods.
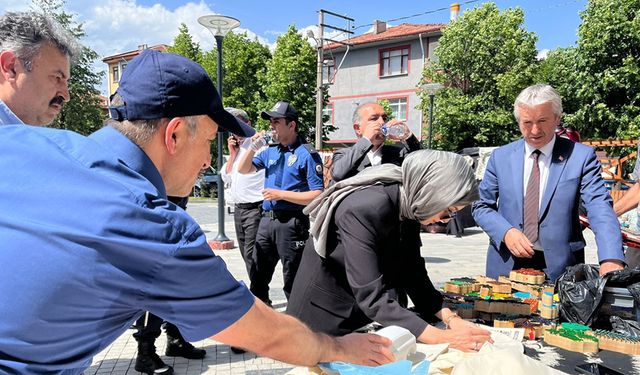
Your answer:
[593,330,640,355]
[544,323,598,353]
[509,268,545,284]
[539,291,559,319]
[544,323,640,355]
[443,277,480,295]
[441,270,559,329]
[494,315,557,339]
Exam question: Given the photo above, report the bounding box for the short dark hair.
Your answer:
[0,11,80,71]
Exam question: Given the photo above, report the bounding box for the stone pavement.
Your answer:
[86,200,599,375]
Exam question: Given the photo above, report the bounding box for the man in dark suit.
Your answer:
[330,102,421,182]
[472,84,625,281]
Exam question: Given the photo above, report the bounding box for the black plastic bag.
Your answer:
[557,264,640,326]
[610,316,640,338]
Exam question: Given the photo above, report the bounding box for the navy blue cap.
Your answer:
[261,101,298,121]
[108,50,254,137]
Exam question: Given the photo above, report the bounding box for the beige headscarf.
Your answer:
[304,150,479,257]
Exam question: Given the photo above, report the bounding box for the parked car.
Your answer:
[193,166,218,198]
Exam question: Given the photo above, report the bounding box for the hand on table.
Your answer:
[441,318,493,352]
[504,228,535,258]
[335,333,395,366]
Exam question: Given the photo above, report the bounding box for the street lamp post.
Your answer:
[421,83,444,149]
[314,12,324,151]
[198,15,240,244]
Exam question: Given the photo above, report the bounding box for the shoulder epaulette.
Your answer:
[303,143,319,155]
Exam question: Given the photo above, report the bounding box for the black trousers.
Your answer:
[251,212,309,303]
[133,313,182,342]
[233,203,262,283]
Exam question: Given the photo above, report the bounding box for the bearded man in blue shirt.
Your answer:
[0,49,392,374]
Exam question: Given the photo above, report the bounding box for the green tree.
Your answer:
[569,0,640,140]
[536,47,582,117]
[201,32,271,124]
[260,25,320,141]
[168,23,202,64]
[420,3,538,150]
[32,0,105,135]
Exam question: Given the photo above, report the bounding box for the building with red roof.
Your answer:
[321,21,445,147]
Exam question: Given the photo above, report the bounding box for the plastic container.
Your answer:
[251,132,274,150]
[381,124,405,137]
[375,325,417,361]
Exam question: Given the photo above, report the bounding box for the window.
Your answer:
[112,66,119,83]
[322,58,335,84]
[322,103,334,125]
[384,97,408,121]
[379,46,410,77]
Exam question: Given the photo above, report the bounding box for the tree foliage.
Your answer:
[168,23,203,64]
[568,0,640,140]
[260,25,323,141]
[32,0,105,135]
[201,32,271,124]
[420,3,538,151]
[536,47,582,117]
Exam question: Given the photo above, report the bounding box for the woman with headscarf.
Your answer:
[286,150,491,352]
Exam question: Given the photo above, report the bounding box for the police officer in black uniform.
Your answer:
[237,101,324,304]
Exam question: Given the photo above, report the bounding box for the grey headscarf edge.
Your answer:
[305,150,479,257]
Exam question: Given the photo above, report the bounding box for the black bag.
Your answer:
[557,264,640,327]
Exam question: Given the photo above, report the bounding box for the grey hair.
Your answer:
[352,101,378,124]
[107,93,199,146]
[513,84,563,121]
[0,11,80,71]
[225,107,249,123]
[399,150,479,221]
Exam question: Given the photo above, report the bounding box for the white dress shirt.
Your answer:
[523,135,556,250]
[221,138,265,204]
[366,145,383,167]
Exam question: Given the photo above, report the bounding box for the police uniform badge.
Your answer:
[315,164,323,175]
[287,154,297,166]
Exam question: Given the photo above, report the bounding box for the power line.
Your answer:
[352,0,480,31]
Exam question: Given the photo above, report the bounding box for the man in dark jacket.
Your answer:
[330,102,421,183]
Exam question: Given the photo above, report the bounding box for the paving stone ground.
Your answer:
[86,200,599,374]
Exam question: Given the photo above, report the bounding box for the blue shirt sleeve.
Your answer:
[305,152,324,191]
[252,148,268,170]
[142,225,255,341]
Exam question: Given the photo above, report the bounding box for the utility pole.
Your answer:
[313,9,354,150]
[314,10,324,150]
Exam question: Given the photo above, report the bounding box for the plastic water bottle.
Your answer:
[381,123,405,138]
[251,131,274,151]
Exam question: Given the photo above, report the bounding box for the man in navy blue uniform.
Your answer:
[0,50,392,374]
[238,101,324,304]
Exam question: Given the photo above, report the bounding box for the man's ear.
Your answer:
[353,123,362,136]
[164,117,183,155]
[0,51,18,81]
